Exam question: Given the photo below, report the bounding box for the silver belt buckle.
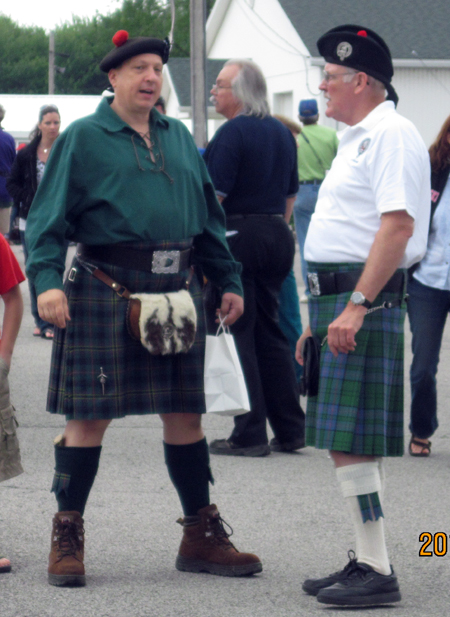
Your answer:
[68,267,77,282]
[307,273,321,296]
[152,250,180,274]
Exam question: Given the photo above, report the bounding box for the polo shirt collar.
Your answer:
[95,97,170,133]
[340,101,395,139]
[356,100,395,132]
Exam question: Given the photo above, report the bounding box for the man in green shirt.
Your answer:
[293,99,338,294]
[26,31,261,587]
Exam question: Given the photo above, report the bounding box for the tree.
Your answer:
[54,0,170,94]
[0,0,216,94]
[0,16,48,93]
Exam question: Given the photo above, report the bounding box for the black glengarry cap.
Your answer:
[317,24,398,106]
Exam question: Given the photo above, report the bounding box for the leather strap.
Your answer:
[91,266,195,298]
[226,213,284,220]
[79,244,192,273]
[308,270,404,296]
[91,268,132,299]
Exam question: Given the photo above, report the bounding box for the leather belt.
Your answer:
[299,180,322,185]
[78,244,192,274]
[227,214,284,220]
[307,270,404,297]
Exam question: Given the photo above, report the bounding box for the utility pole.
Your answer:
[48,31,55,95]
[190,0,207,147]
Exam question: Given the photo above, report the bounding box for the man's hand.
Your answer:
[327,303,367,357]
[295,325,312,365]
[38,289,71,329]
[217,292,244,326]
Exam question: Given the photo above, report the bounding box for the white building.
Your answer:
[173,0,450,146]
[2,0,449,147]
[0,94,103,144]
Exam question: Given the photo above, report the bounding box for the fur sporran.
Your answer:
[127,290,197,355]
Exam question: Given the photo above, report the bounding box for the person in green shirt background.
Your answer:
[293,99,339,299]
[25,30,261,588]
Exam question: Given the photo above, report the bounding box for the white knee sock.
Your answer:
[377,457,386,502]
[336,462,390,575]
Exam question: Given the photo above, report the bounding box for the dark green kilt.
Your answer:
[306,262,406,457]
[47,240,207,420]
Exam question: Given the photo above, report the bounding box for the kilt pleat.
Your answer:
[305,262,405,457]
[47,240,207,420]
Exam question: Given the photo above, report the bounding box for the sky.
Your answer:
[1,0,122,30]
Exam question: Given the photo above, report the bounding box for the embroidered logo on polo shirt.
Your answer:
[336,42,352,61]
[357,138,371,157]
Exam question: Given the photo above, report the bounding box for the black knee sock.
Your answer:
[51,444,102,516]
[164,438,214,516]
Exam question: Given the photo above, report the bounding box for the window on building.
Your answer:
[273,92,293,117]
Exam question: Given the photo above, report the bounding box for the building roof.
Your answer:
[279,0,450,60]
[167,58,227,107]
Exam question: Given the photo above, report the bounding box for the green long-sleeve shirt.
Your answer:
[26,98,242,297]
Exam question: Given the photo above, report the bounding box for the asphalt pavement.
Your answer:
[1,243,450,617]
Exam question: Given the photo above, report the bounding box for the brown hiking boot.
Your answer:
[175,504,262,577]
[48,511,86,586]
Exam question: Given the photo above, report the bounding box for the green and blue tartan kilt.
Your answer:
[47,240,207,420]
[305,262,406,457]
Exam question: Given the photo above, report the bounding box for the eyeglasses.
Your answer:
[211,83,233,92]
[322,71,357,83]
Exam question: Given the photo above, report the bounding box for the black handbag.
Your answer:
[299,335,322,397]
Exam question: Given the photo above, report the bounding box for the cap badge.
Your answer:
[336,42,352,61]
[357,138,371,156]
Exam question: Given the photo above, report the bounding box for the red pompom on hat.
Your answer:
[112,30,129,47]
[357,30,368,37]
[100,32,170,71]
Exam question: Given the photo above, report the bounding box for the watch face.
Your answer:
[351,291,365,304]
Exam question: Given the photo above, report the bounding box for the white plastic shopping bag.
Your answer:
[204,320,250,416]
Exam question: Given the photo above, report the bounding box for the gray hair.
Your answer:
[342,69,358,83]
[343,69,386,96]
[0,105,5,125]
[224,59,270,118]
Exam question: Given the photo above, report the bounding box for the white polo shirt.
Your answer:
[304,101,430,268]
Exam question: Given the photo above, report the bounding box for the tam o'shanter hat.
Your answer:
[100,30,170,72]
[317,24,398,106]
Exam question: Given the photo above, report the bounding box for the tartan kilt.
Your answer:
[306,262,406,457]
[47,240,207,420]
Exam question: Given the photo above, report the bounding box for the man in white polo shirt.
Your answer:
[296,25,430,607]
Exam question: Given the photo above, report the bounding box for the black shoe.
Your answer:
[316,562,401,607]
[209,439,271,457]
[302,550,358,596]
[269,437,305,452]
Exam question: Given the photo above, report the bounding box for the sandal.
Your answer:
[33,327,41,337]
[408,436,431,457]
[0,556,11,573]
[41,328,54,340]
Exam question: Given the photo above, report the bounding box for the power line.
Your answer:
[411,50,450,96]
[235,0,320,96]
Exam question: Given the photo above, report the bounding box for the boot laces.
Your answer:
[341,550,372,581]
[328,549,358,578]
[343,549,358,573]
[208,514,237,551]
[54,520,84,559]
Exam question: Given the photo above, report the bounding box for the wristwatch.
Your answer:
[350,291,372,309]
